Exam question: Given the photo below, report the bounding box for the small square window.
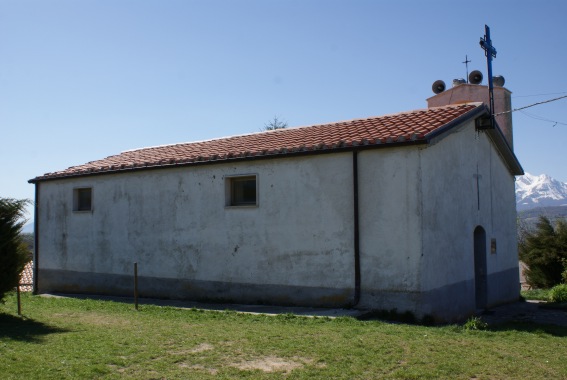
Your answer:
[73,187,92,211]
[227,175,257,206]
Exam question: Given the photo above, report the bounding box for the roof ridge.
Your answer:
[292,102,482,128]
[30,103,484,182]
[122,129,284,154]
[124,103,480,154]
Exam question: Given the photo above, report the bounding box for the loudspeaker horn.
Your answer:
[469,70,483,84]
[432,80,446,94]
[492,75,505,87]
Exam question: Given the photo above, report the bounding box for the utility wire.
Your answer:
[493,94,567,116]
[519,110,567,127]
[513,91,567,98]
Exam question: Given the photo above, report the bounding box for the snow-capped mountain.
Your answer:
[516,173,567,211]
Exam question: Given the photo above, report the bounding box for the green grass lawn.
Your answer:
[522,289,551,301]
[521,289,567,311]
[1,293,566,379]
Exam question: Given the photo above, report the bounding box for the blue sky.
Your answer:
[2,0,566,219]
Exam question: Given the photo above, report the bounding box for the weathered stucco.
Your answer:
[357,146,423,311]
[418,119,519,320]
[38,154,356,306]
[354,119,519,320]
[35,118,520,321]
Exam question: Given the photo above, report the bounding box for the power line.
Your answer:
[494,94,567,116]
[513,91,567,98]
[519,110,567,127]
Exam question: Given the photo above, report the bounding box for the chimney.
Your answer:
[427,77,513,149]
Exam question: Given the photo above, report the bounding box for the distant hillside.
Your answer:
[21,232,34,256]
[517,205,567,230]
[22,222,34,233]
[518,205,567,220]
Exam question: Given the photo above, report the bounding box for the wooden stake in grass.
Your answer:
[134,262,139,311]
[16,285,21,316]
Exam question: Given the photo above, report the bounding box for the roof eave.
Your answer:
[425,104,523,176]
[424,103,488,141]
[484,125,524,176]
[28,139,430,183]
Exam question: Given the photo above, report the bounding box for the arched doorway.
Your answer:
[474,226,487,309]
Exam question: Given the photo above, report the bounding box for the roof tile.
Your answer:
[32,103,482,181]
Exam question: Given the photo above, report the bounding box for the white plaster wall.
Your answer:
[38,153,355,290]
[419,120,519,305]
[357,147,423,309]
[356,120,519,315]
[418,121,481,293]
[482,136,520,304]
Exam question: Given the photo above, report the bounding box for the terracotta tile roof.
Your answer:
[19,261,33,292]
[31,103,485,181]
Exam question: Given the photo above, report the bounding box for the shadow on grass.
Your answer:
[488,322,567,337]
[539,302,567,311]
[356,309,437,326]
[0,313,68,343]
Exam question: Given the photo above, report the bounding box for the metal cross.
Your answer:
[474,171,482,210]
[480,25,497,126]
[480,26,497,59]
[463,55,471,83]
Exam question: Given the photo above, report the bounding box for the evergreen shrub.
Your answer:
[549,284,567,303]
[519,216,567,289]
[0,198,31,302]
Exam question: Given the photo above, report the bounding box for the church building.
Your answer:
[30,77,522,322]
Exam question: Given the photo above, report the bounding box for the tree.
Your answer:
[262,116,287,131]
[0,198,31,301]
[519,216,567,289]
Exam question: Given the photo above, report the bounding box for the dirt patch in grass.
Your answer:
[169,342,214,355]
[230,356,314,373]
[190,342,214,353]
[180,363,219,375]
[107,364,127,373]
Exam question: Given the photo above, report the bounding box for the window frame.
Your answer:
[225,174,258,207]
[73,187,93,212]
